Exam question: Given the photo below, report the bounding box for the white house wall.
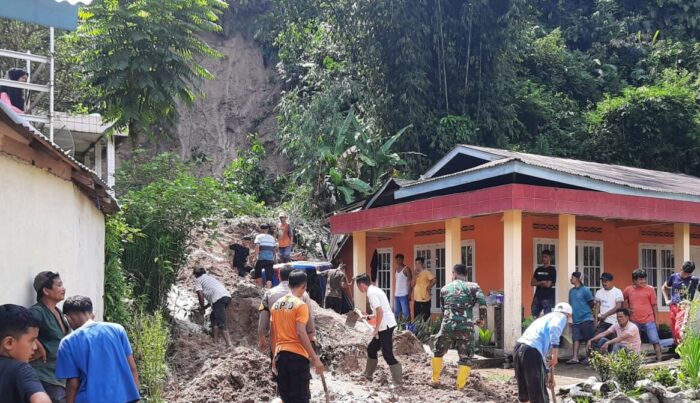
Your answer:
[0,154,105,317]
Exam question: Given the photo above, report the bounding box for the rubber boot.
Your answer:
[431,357,443,386]
[389,363,403,386]
[456,365,471,390]
[364,358,378,380]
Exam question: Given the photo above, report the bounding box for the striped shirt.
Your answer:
[194,274,231,304]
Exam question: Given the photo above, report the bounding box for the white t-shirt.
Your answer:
[595,286,624,325]
[394,266,410,297]
[367,285,397,331]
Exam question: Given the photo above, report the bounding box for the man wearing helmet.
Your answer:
[514,302,572,403]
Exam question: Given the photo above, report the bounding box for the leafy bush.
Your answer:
[590,349,645,391]
[222,134,284,204]
[589,351,613,382]
[130,311,169,403]
[410,316,443,344]
[522,316,535,331]
[479,327,494,346]
[650,366,677,387]
[678,300,700,388]
[103,214,138,325]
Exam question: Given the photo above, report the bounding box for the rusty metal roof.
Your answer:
[0,102,118,213]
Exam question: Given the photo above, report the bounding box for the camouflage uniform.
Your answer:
[432,280,486,365]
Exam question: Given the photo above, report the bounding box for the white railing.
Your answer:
[0,27,55,140]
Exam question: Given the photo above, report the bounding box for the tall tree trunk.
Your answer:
[462,2,473,115]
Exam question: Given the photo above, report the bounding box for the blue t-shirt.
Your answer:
[56,321,140,403]
[665,273,699,305]
[517,312,568,368]
[569,286,594,324]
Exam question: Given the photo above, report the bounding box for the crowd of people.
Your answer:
[5,224,696,403]
[0,272,140,403]
[518,251,698,403]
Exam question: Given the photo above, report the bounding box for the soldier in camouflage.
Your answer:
[431,264,486,390]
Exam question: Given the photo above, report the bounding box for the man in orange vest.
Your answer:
[277,212,293,263]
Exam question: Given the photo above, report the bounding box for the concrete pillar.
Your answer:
[94,141,102,178]
[445,217,461,284]
[106,136,115,195]
[352,231,367,312]
[557,214,576,304]
[674,223,690,271]
[503,210,522,350]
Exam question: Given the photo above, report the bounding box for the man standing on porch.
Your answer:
[662,260,698,344]
[594,272,624,335]
[567,272,594,365]
[431,264,486,390]
[623,269,662,361]
[393,254,412,322]
[412,257,436,321]
[531,250,556,317]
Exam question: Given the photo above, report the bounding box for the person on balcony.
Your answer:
[0,68,28,113]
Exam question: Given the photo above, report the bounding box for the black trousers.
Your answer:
[211,296,231,329]
[325,296,342,314]
[414,301,432,321]
[367,326,398,365]
[514,343,548,403]
[276,351,311,403]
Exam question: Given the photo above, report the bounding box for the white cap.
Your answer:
[553,302,572,315]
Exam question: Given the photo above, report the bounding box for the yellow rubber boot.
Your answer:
[456,365,471,390]
[431,357,443,386]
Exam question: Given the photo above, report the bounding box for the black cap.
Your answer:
[682,261,696,274]
[571,271,582,279]
[600,272,613,281]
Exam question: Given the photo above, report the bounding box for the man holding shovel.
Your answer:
[270,270,324,403]
[354,274,403,387]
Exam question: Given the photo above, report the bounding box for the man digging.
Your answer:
[431,264,486,390]
[193,268,233,348]
[355,274,403,387]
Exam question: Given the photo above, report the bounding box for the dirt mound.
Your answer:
[165,342,276,403]
[394,331,425,356]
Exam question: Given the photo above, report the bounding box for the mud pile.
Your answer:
[164,216,518,402]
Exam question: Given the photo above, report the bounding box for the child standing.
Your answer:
[0,304,51,403]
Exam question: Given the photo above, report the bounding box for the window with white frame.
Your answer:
[416,241,476,313]
[577,241,604,294]
[639,244,674,310]
[376,248,392,301]
[461,240,476,282]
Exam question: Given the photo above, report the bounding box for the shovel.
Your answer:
[312,342,331,403]
[345,308,375,332]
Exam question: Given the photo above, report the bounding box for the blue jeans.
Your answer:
[279,246,292,263]
[596,337,628,354]
[531,297,554,317]
[633,321,660,344]
[394,295,410,320]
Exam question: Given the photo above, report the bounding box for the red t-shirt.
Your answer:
[623,285,657,324]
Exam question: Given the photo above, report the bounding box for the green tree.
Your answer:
[77,0,228,136]
[586,71,700,175]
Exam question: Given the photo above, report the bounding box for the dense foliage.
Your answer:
[116,152,264,312]
[243,0,700,182]
[77,0,228,136]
